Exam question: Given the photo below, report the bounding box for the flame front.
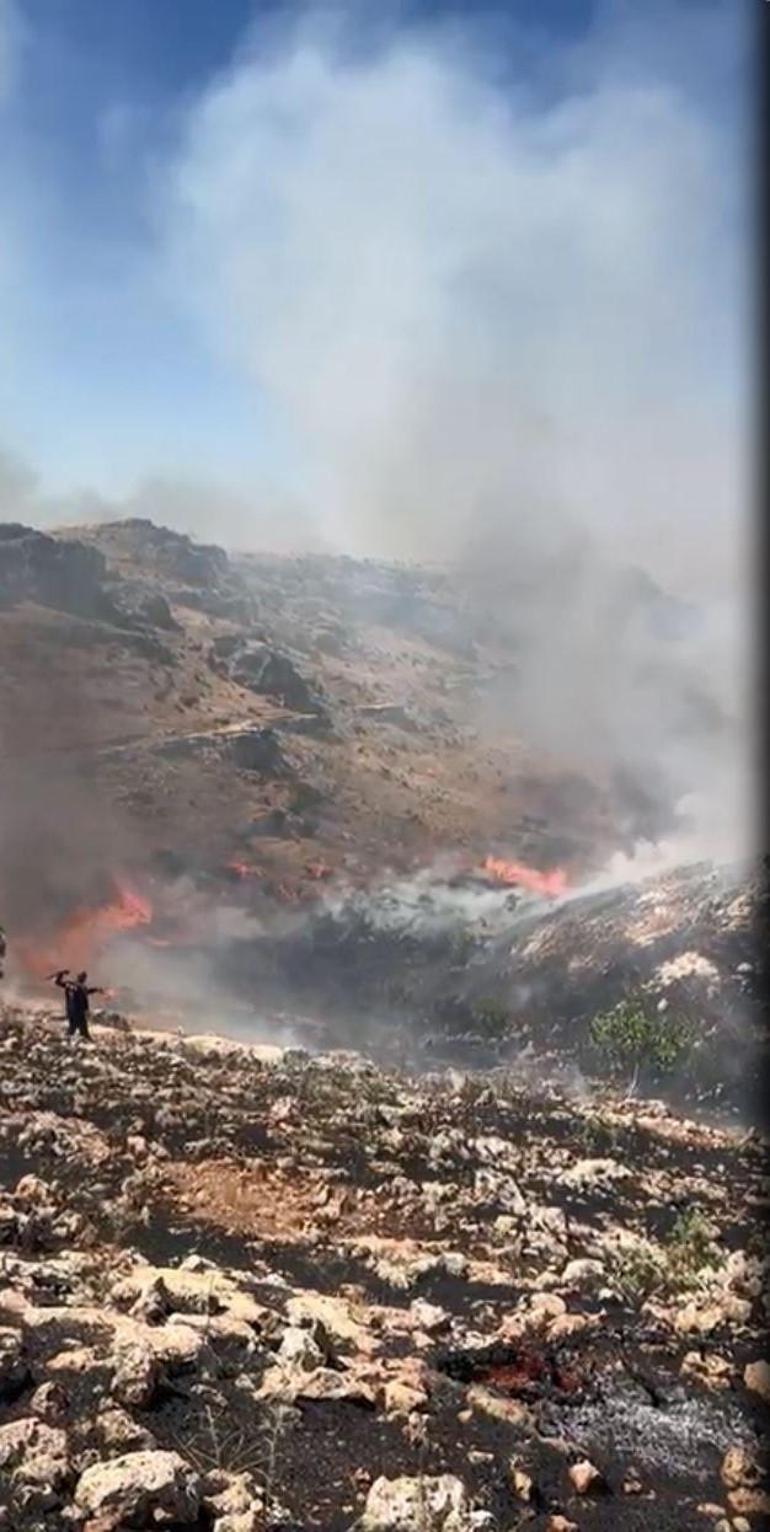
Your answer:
[16,879,153,980]
[482,856,567,898]
[226,857,261,880]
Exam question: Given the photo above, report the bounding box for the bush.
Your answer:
[470,998,509,1039]
[609,1213,719,1303]
[578,1112,621,1156]
[589,999,696,1083]
[665,1207,719,1284]
[610,1241,666,1302]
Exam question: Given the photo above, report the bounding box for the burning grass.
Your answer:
[437,1338,585,1402]
[14,876,153,980]
[482,855,568,898]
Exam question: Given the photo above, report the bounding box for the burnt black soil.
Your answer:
[124,1208,260,1273]
[214,861,761,1120]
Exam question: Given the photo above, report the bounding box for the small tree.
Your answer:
[471,997,509,1040]
[589,998,696,1094]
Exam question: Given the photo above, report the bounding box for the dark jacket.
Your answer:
[55,975,99,1025]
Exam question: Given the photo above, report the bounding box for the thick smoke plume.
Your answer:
[0,0,752,925]
[159,1,750,857]
[162,3,747,586]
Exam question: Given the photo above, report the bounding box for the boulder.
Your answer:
[0,523,119,623]
[721,1445,763,1489]
[561,1258,605,1290]
[75,1448,201,1524]
[0,1416,70,1490]
[210,636,323,713]
[229,727,289,776]
[568,1459,604,1495]
[275,1325,326,1372]
[28,1381,68,1423]
[88,1405,157,1457]
[361,1474,491,1531]
[133,590,181,631]
[357,703,418,731]
[99,519,230,588]
[205,1470,265,1532]
[744,1359,770,1402]
[110,1338,161,1408]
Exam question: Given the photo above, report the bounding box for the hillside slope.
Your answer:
[0,1010,767,1532]
[0,516,695,936]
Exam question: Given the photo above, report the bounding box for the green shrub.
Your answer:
[610,1241,666,1302]
[578,1112,620,1156]
[665,1207,719,1284]
[589,999,696,1082]
[609,1210,720,1306]
[470,998,509,1039]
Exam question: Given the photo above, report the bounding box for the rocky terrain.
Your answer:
[0,515,707,934]
[0,515,764,1530]
[0,1007,768,1532]
[0,516,757,1106]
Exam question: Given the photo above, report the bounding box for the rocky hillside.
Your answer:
[0,1007,767,1532]
[0,516,713,938]
[0,516,754,1105]
[0,515,762,1530]
[218,857,760,1104]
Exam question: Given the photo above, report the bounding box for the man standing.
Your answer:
[52,970,103,1040]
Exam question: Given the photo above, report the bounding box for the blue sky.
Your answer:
[2,0,281,490]
[1,0,598,472]
[0,0,751,584]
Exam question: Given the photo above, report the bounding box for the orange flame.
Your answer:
[482,856,567,898]
[226,857,261,880]
[305,861,332,881]
[16,879,153,980]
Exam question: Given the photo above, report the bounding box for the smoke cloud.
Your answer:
[161,2,748,591]
[158,1,750,853]
[0,1,753,880]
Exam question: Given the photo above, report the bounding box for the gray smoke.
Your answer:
[157,0,750,857]
[0,0,752,896]
[161,3,747,584]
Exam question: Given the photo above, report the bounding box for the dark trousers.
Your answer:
[67,1012,90,1040]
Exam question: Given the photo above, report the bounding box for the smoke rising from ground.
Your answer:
[162,3,747,591]
[0,0,752,897]
[157,1,750,856]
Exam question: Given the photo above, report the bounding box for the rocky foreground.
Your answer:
[0,1008,768,1532]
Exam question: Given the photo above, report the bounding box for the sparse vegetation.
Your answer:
[578,1111,621,1156]
[448,928,478,965]
[610,1210,720,1304]
[261,1404,294,1521]
[665,1207,719,1285]
[609,1240,667,1303]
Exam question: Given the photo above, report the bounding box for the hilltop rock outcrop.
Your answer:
[0,524,121,624]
